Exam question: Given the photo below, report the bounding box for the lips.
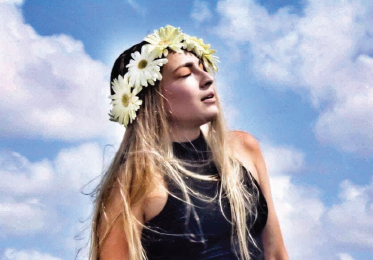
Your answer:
[201,92,215,101]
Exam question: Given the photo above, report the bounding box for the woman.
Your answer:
[89,25,288,260]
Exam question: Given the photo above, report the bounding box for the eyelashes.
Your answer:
[178,61,206,79]
[179,63,206,78]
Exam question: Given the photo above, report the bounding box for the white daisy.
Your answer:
[181,34,206,58]
[144,25,184,58]
[202,48,220,73]
[108,74,143,127]
[126,44,168,90]
[181,34,219,73]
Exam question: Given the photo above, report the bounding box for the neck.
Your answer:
[170,125,201,143]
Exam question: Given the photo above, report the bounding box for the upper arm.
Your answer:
[230,130,289,259]
[98,182,145,260]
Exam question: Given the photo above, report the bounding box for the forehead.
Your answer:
[164,51,200,71]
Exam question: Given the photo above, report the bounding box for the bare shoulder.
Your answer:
[228,130,262,183]
[229,130,260,153]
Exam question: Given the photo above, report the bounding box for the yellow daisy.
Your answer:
[144,25,184,58]
[202,48,220,73]
[182,34,219,73]
[182,34,207,58]
[108,74,143,127]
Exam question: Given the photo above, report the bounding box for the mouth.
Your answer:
[201,93,215,101]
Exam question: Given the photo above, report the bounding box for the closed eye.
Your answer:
[181,73,191,78]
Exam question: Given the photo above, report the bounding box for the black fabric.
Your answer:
[142,131,268,259]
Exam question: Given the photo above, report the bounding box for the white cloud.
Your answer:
[0,2,117,142]
[0,143,104,198]
[0,1,125,252]
[262,142,373,259]
[0,152,54,196]
[0,198,50,236]
[1,248,62,260]
[270,176,329,259]
[262,143,304,175]
[263,144,331,259]
[315,84,373,154]
[337,253,356,260]
[0,0,22,4]
[215,0,373,154]
[327,178,373,249]
[53,143,105,192]
[191,0,212,24]
[0,142,105,239]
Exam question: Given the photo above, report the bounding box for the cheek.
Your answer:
[163,82,195,106]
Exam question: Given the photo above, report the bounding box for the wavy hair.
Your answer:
[88,41,260,260]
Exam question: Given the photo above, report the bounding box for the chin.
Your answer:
[204,111,219,124]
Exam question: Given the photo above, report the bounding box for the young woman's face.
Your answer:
[160,51,218,127]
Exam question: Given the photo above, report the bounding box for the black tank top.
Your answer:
[142,132,268,260]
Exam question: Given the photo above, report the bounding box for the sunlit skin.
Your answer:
[159,51,218,142]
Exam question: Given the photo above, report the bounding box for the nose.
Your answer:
[200,69,214,89]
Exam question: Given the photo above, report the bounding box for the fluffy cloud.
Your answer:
[0,198,51,236]
[191,0,212,24]
[0,151,54,196]
[261,143,304,175]
[0,0,23,4]
[0,142,105,255]
[327,178,373,249]
[262,142,373,259]
[263,143,330,259]
[215,0,373,154]
[315,84,373,155]
[1,248,62,260]
[337,253,356,260]
[270,176,329,259]
[0,2,116,142]
[0,143,103,198]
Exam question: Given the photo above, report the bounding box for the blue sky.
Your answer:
[0,0,372,260]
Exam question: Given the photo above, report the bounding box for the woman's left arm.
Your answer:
[236,132,289,260]
[250,138,289,259]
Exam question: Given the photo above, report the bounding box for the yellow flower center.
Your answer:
[138,60,148,69]
[159,39,170,46]
[121,94,130,107]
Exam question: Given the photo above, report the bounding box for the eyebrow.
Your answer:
[173,60,203,73]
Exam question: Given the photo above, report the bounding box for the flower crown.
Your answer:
[108,25,219,127]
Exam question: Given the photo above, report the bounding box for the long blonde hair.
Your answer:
[88,42,260,260]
